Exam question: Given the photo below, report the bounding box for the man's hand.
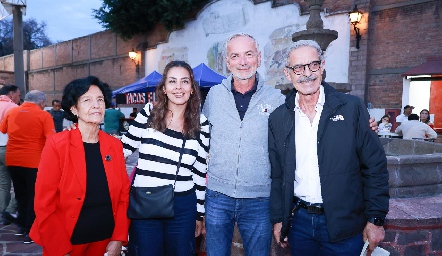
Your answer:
[273,222,288,248]
[363,222,385,256]
[106,240,122,256]
[369,117,378,133]
[195,220,203,237]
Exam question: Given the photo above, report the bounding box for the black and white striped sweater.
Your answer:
[121,104,210,220]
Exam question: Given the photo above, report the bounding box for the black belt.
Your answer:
[293,196,324,214]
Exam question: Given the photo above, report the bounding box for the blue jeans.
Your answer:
[0,147,16,213]
[288,206,364,256]
[128,191,197,256]
[205,189,272,256]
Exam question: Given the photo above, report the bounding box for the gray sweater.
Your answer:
[202,74,285,198]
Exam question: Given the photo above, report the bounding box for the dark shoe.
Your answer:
[1,212,15,225]
[23,234,34,244]
[15,227,26,236]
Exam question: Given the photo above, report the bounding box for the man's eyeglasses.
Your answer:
[286,60,322,75]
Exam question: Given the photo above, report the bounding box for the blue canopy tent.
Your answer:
[192,63,226,88]
[112,70,162,98]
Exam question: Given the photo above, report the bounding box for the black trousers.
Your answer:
[7,166,37,232]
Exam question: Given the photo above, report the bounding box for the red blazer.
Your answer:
[29,128,130,256]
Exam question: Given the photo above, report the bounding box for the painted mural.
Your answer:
[158,47,189,72]
[202,4,249,36]
[146,0,350,88]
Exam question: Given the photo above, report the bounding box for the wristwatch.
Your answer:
[368,217,385,226]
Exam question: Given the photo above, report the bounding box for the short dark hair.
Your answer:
[61,76,112,122]
[52,99,61,105]
[0,85,19,96]
[408,114,419,121]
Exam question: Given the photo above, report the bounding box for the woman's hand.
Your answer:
[106,240,122,256]
[195,220,203,237]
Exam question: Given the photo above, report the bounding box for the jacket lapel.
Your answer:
[99,131,114,196]
[317,83,344,141]
[70,129,87,193]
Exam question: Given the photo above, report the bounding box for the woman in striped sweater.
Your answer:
[122,61,210,256]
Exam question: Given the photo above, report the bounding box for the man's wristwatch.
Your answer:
[368,217,385,226]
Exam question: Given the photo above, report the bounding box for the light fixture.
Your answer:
[349,5,363,49]
[128,48,139,74]
[128,48,137,63]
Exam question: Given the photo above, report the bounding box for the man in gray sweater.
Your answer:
[202,33,284,256]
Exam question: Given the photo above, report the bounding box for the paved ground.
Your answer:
[0,223,42,255]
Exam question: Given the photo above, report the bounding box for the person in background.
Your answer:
[129,107,138,119]
[395,105,414,126]
[103,102,124,135]
[29,76,130,256]
[395,113,437,140]
[377,114,392,132]
[47,99,65,132]
[0,85,20,225]
[269,40,389,256]
[419,109,432,125]
[0,90,55,243]
[122,61,209,255]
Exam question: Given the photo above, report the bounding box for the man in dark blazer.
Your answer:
[269,40,389,256]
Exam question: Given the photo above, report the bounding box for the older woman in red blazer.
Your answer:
[29,76,130,256]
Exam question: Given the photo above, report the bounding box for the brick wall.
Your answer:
[0,71,14,86]
[0,30,148,101]
[367,0,442,108]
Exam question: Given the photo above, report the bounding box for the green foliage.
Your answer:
[93,0,206,40]
[0,18,52,57]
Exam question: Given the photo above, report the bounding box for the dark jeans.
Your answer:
[7,166,37,232]
[288,205,364,256]
[128,191,197,256]
[204,189,272,256]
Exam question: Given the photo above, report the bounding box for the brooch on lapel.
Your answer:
[330,115,344,121]
[105,155,112,161]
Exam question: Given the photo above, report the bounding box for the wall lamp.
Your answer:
[128,48,139,73]
[349,5,363,49]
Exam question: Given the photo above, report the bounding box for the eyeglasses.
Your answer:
[286,60,322,75]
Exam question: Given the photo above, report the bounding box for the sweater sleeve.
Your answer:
[192,115,210,220]
[121,103,152,158]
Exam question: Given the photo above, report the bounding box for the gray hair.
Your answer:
[224,33,260,56]
[285,40,324,66]
[24,90,46,104]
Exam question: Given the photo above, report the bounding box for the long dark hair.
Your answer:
[377,114,390,125]
[150,61,201,138]
[420,109,431,124]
